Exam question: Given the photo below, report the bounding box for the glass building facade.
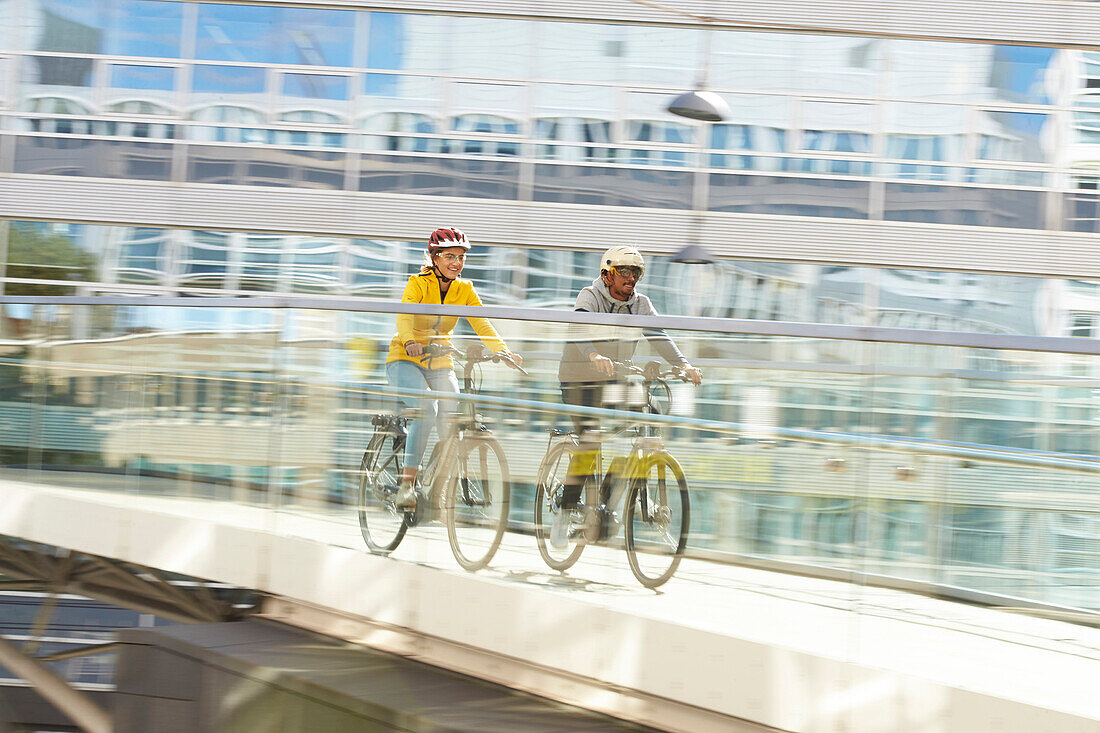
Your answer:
[0,2,1095,222]
[1,0,1099,340]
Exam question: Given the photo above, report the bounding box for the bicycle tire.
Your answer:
[624,451,689,589]
[444,435,510,571]
[357,431,408,555]
[533,440,586,571]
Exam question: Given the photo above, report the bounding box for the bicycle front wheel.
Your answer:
[358,440,408,554]
[624,452,689,589]
[533,440,586,571]
[445,435,510,571]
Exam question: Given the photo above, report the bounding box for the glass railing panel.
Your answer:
[2,298,1097,619]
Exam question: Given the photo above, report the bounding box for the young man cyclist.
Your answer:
[385,227,523,511]
[553,246,702,548]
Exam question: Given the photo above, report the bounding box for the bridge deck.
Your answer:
[1,474,1098,733]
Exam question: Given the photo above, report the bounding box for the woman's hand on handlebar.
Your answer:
[404,340,423,357]
[497,351,529,375]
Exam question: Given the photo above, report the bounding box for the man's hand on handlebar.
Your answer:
[589,352,615,377]
[682,364,703,386]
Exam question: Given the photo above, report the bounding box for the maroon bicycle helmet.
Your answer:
[427,227,471,253]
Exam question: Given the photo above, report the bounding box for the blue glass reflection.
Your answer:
[195,4,354,66]
[990,46,1056,105]
[38,0,183,58]
[283,74,348,101]
[367,13,404,70]
[110,64,174,91]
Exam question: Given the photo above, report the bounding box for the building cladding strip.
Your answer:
[194,0,1100,50]
[1,176,1096,279]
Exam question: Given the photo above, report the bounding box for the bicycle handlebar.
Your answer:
[611,359,692,384]
[422,342,529,376]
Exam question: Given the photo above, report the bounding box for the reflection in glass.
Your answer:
[179,231,231,288]
[3,222,98,295]
[977,111,1051,163]
[238,233,284,292]
[450,17,530,77]
[1064,177,1100,233]
[883,184,1044,228]
[359,154,520,199]
[189,65,267,143]
[25,0,183,58]
[711,32,878,95]
[107,64,176,115]
[187,145,346,189]
[287,237,345,294]
[114,227,170,285]
[20,55,95,113]
[195,4,354,66]
[538,22,700,87]
[708,174,870,219]
[358,74,441,152]
[532,83,616,160]
[797,101,873,176]
[278,73,350,131]
[347,239,398,297]
[533,165,693,208]
[13,136,173,179]
[366,12,450,74]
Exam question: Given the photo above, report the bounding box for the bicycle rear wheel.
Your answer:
[534,440,586,571]
[445,435,510,571]
[624,452,689,589]
[358,434,408,554]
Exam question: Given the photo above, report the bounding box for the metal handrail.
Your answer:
[4,295,1100,355]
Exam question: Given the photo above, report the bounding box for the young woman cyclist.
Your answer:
[385,227,523,510]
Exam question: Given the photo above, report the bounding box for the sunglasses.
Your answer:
[612,265,643,280]
[437,252,466,263]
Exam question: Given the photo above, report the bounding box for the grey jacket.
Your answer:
[557,277,688,384]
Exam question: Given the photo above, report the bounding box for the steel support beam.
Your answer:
[0,636,112,733]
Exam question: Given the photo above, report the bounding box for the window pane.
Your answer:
[20,55,96,114]
[538,22,701,87]
[801,101,874,153]
[4,221,99,292]
[885,41,1057,105]
[107,64,176,115]
[190,66,268,129]
[533,165,693,208]
[884,184,1044,228]
[279,73,350,124]
[359,154,520,199]
[187,146,346,189]
[366,12,450,74]
[452,83,524,131]
[708,174,870,219]
[25,0,182,57]
[357,74,442,150]
[13,136,172,180]
[711,32,879,95]
[450,17,531,77]
[976,111,1052,164]
[195,4,355,66]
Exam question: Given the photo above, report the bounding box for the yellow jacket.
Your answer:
[386,271,509,370]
